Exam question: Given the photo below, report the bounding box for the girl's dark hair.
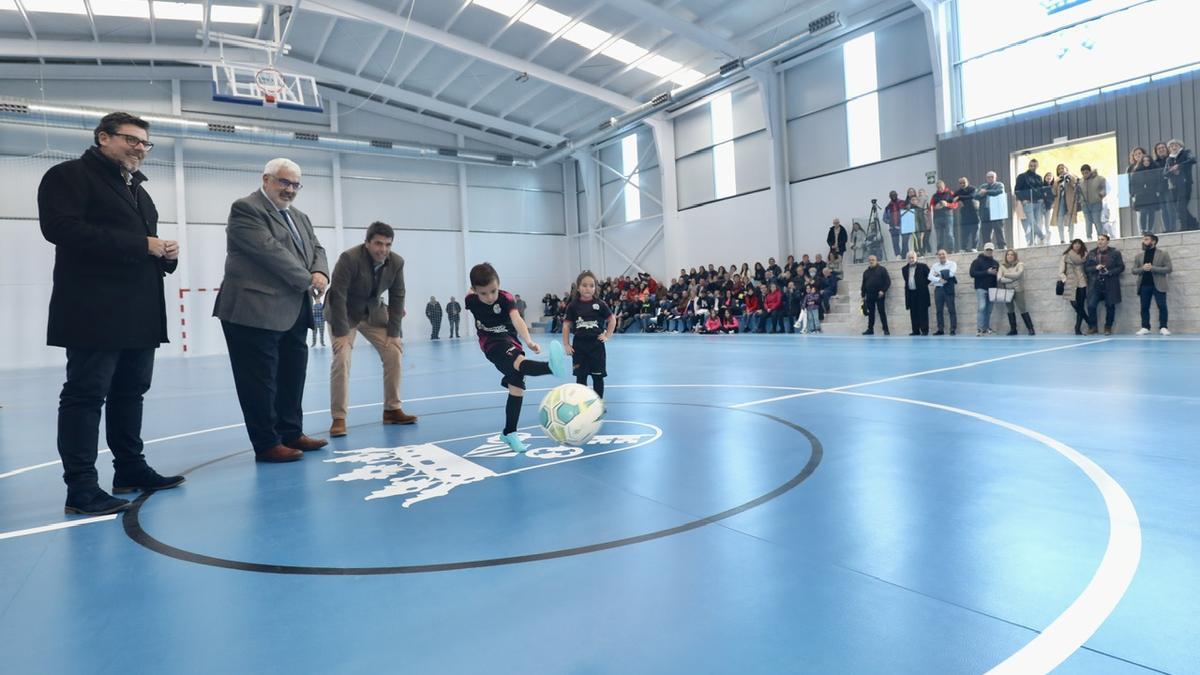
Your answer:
[469,262,498,287]
[574,270,597,297]
[1064,239,1087,256]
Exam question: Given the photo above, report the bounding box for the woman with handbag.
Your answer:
[1059,239,1089,335]
[996,249,1034,335]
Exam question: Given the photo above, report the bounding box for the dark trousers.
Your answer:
[1173,188,1198,230]
[934,286,957,332]
[1086,286,1117,329]
[429,315,442,339]
[222,306,310,454]
[58,348,156,494]
[1139,285,1168,328]
[979,219,1006,248]
[448,315,460,338]
[909,304,929,335]
[865,295,888,332]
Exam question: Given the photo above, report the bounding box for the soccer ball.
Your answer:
[538,383,605,446]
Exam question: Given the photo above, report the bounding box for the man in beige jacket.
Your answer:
[325,221,417,437]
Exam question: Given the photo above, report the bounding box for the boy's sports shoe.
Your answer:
[499,432,528,454]
[548,340,569,378]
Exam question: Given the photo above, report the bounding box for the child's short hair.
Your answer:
[469,262,498,287]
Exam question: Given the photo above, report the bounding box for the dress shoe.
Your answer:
[933,330,945,336]
[861,330,874,335]
[256,444,304,463]
[65,490,130,516]
[383,409,418,425]
[285,435,328,452]
[330,418,347,437]
[113,468,185,494]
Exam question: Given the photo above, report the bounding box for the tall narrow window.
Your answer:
[621,133,641,222]
[843,32,881,166]
[711,91,736,199]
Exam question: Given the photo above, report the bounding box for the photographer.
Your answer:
[1084,234,1125,335]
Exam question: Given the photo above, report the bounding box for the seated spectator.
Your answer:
[785,281,804,334]
[812,254,827,276]
[743,287,765,333]
[819,267,839,312]
[700,313,722,334]
[763,283,784,333]
[753,262,767,283]
[827,249,843,278]
[718,308,740,334]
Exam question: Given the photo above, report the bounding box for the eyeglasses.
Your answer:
[108,132,154,151]
[272,176,303,190]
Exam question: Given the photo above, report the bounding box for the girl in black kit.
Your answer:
[466,263,568,454]
[562,271,616,398]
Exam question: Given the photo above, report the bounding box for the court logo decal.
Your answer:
[324,420,661,508]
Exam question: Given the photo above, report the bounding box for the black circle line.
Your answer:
[123,401,822,575]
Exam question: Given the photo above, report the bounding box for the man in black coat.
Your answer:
[860,255,891,335]
[826,218,848,256]
[38,112,185,515]
[901,251,932,336]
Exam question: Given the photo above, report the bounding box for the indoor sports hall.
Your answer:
[1,1,1198,673]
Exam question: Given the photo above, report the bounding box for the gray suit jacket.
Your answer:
[1131,248,1172,293]
[213,190,330,331]
[326,245,406,338]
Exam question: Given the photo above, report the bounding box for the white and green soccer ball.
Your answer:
[538,383,605,446]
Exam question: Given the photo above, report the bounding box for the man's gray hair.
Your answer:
[1168,138,1183,147]
[263,157,301,176]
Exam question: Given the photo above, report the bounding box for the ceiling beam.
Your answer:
[599,0,747,57]
[12,0,38,40]
[0,39,563,146]
[201,0,213,50]
[262,0,638,110]
[311,16,337,63]
[354,28,391,76]
[427,1,534,101]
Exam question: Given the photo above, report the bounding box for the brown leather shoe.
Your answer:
[255,444,303,463]
[330,419,347,437]
[383,409,418,425]
[285,435,329,451]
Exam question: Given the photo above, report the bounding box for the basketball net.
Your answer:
[254,67,285,105]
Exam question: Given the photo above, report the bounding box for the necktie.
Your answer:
[279,209,306,258]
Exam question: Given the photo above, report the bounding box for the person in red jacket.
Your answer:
[743,288,765,333]
[719,308,740,334]
[763,282,784,333]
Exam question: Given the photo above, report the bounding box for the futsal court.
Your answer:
[1,335,1196,674]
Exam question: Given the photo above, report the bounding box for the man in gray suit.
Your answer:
[1132,233,1172,336]
[326,221,417,438]
[214,158,330,463]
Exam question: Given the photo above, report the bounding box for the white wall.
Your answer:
[0,79,571,369]
[667,189,778,275]
[788,150,938,257]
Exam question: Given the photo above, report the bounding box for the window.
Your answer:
[711,92,736,199]
[843,32,881,166]
[621,134,641,222]
[955,0,1200,123]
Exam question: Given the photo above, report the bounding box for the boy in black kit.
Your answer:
[466,263,568,454]
[562,271,616,398]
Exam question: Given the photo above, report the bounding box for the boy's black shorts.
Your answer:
[483,338,526,390]
[571,336,607,378]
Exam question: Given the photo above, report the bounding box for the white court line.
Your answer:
[0,514,118,541]
[829,390,1141,675]
[730,338,1112,408]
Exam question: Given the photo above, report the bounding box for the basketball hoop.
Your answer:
[255,67,286,105]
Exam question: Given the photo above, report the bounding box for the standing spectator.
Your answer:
[1132,233,1172,335]
[1130,152,1162,235]
[785,281,804,333]
[1084,234,1125,335]
[883,190,907,260]
[310,297,326,347]
[1059,239,1090,335]
[976,171,1008,248]
[764,282,785,334]
[953,177,980,252]
[827,218,848,256]
[907,188,929,256]
[849,220,868,263]
[1078,164,1107,239]
[1153,142,1177,232]
[1050,163,1080,245]
[1015,158,1045,246]
[930,180,957,253]
[38,111,184,514]
[901,251,931,336]
[215,157,330,464]
[425,296,443,339]
[446,296,462,338]
[969,243,999,336]
[1165,139,1197,231]
[865,213,886,261]
[326,222,415,438]
[927,249,958,336]
[996,249,1035,336]
[514,294,527,320]
[803,283,823,334]
[860,255,891,336]
[1040,171,1056,240]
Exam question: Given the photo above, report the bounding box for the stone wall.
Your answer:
[828,231,1200,335]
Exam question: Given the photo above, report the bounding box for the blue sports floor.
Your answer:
[1,335,1197,674]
